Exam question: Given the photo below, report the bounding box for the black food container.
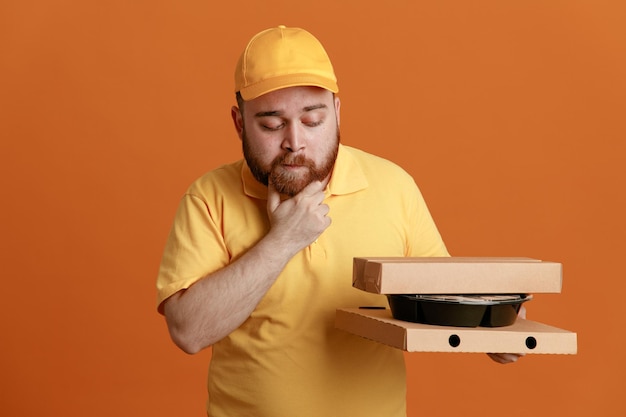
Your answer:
[387,294,532,327]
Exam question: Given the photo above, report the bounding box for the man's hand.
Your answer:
[266,180,331,255]
[486,306,527,364]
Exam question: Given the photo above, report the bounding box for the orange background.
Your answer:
[1,1,624,416]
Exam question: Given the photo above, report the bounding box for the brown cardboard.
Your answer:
[353,257,562,294]
[335,308,577,354]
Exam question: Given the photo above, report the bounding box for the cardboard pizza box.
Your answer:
[335,307,577,354]
[353,257,562,294]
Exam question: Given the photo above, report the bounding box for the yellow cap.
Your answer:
[234,25,339,101]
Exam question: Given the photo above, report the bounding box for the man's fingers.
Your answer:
[268,180,326,209]
[299,180,325,196]
[487,352,525,364]
[298,181,327,207]
[267,181,281,213]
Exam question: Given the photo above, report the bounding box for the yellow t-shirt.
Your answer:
[157,144,448,417]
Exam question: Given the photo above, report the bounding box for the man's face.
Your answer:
[234,86,341,197]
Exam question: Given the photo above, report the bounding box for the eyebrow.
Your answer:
[254,103,328,118]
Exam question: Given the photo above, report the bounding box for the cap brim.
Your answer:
[239,74,339,101]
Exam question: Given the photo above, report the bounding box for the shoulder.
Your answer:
[342,145,415,184]
[195,159,243,183]
[186,160,244,196]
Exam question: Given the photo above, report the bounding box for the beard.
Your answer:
[243,128,340,197]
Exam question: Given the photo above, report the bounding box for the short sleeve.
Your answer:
[156,193,230,313]
[406,182,450,257]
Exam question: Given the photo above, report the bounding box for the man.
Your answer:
[157,25,520,417]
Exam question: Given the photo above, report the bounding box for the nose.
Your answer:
[281,123,305,153]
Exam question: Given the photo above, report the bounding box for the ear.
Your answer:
[334,96,341,127]
[231,106,244,140]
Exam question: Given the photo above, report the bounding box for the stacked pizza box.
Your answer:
[335,257,577,354]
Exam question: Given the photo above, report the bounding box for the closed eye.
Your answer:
[258,116,285,131]
[261,123,284,131]
[304,119,323,127]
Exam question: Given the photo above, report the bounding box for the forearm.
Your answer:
[163,233,296,354]
[163,180,330,354]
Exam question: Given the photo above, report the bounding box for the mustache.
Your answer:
[272,153,314,168]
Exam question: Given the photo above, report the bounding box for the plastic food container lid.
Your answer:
[411,294,532,305]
